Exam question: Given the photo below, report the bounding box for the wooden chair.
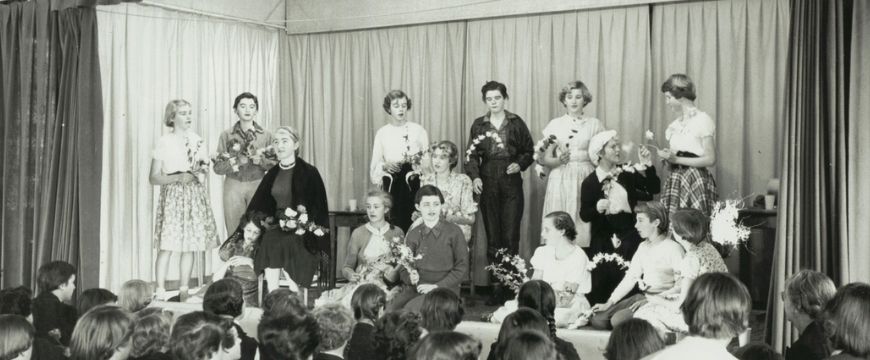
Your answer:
[258,269,310,307]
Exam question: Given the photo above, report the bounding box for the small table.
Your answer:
[323,210,368,289]
[737,208,778,309]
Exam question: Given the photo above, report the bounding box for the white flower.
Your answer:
[232,165,240,172]
[295,228,306,235]
[645,130,655,141]
[485,131,494,137]
[477,135,486,141]
[287,220,298,229]
[279,219,286,228]
[313,228,325,237]
[284,208,298,218]
[231,143,242,152]
[298,213,309,223]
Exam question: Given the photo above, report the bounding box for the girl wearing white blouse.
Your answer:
[537,81,605,247]
[149,99,219,300]
[370,90,430,232]
[657,74,718,216]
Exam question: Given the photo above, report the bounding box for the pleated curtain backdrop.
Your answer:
[97,4,280,291]
[846,0,870,285]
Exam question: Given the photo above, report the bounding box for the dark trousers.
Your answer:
[480,167,524,265]
[382,163,420,232]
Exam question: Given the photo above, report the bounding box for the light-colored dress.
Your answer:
[152,132,219,252]
[419,172,477,241]
[490,244,593,328]
[634,241,728,333]
[541,115,605,247]
[314,223,404,308]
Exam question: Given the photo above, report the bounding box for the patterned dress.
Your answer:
[633,240,728,332]
[540,115,605,247]
[419,172,477,241]
[152,132,219,252]
[661,109,718,216]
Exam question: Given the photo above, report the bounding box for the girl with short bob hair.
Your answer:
[345,284,388,360]
[118,280,153,313]
[487,308,551,360]
[409,331,482,360]
[499,330,557,360]
[420,288,465,332]
[0,314,34,360]
[782,270,836,360]
[78,288,119,315]
[372,311,423,360]
[70,305,134,360]
[604,318,665,360]
[823,282,870,359]
[170,311,238,360]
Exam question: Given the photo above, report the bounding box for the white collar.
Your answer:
[595,166,612,182]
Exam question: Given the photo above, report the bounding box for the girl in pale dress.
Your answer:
[412,140,477,242]
[538,81,605,247]
[658,74,718,216]
[491,211,592,328]
[315,190,403,308]
[370,90,430,232]
[633,208,727,333]
[149,99,219,300]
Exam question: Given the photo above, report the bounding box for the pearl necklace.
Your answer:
[279,161,296,170]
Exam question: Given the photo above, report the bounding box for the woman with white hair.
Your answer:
[578,130,661,305]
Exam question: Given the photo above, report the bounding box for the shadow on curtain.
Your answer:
[0,1,103,291]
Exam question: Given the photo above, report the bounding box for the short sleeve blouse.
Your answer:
[152,132,208,174]
[665,110,715,156]
[530,244,592,294]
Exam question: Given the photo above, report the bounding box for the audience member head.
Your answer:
[784,270,836,325]
[420,288,464,332]
[0,287,33,320]
[670,208,708,246]
[823,282,870,357]
[163,99,192,128]
[496,308,550,348]
[0,315,34,360]
[118,280,152,313]
[70,305,134,360]
[733,342,783,360]
[409,331,482,360]
[171,311,238,360]
[517,280,557,338]
[36,261,76,301]
[130,309,173,358]
[78,288,119,315]
[312,303,355,353]
[634,202,670,239]
[604,318,665,360]
[543,211,578,243]
[499,330,556,360]
[373,311,423,360]
[382,90,412,115]
[681,272,751,340]
[559,80,593,108]
[661,73,697,101]
[261,289,307,321]
[351,284,387,323]
[258,314,320,360]
[203,279,244,319]
[430,140,460,172]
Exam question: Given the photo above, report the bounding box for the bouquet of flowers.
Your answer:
[532,134,558,178]
[277,205,327,237]
[389,236,423,285]
[709,199,751,255]
[485,248,530,294]
[586,252,630,271]
[186,138,209,183]
[465,131,506,162]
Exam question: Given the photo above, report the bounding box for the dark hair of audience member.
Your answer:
[78,288,119,315]
[70,305,134,360]
[517,280,558,339]
[681,272,751,339]
[733,342,783,360]
[261,289,307,322]
[312,303,355,352]
[203,279,244,318]
[823,282,870,357]
[118,280,153,313]
[491,308,550,360]
[0,314,34,360]
[420,288,464,332]
[130,309,173,358]
[258,313,320,360]
[499,330,556,360]
[604,318,665,360]
[785,269,836,322]
[373,310,423,360]
[409,331,482,360]
[171,311,236,360]
[351,283,387,322]
[36,260,76,294]
[0,286,33,317]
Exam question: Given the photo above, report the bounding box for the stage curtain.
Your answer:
[97,4,280,291]
[846,0,870,284]
[765,0,850,350]
[0,1,103,291]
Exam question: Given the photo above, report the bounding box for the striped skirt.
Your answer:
[661,165,718,216]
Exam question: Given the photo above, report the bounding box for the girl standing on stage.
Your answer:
[538,81,605,247]
[370,90,430,232]
[658,74,718,216]
[150,99,219,300]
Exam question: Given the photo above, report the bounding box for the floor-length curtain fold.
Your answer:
[0,1,103,291]
[846,0,870,285]
[766,0,849,350]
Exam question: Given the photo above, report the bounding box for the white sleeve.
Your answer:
[417,125,430,153]
[370,129,385,185]
[152,136,167,160]
[694,113,716,138]
[571,250,592,294]
[530,246,547,271]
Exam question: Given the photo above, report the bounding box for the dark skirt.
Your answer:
[254,229,320,288]
[382,163,420,232]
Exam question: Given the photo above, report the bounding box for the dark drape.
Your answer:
[765,0,852,350]
[0,0,103,292]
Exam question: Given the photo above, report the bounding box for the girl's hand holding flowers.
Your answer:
[657,148,673,162]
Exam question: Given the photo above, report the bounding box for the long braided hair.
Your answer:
[517,280,558,339]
